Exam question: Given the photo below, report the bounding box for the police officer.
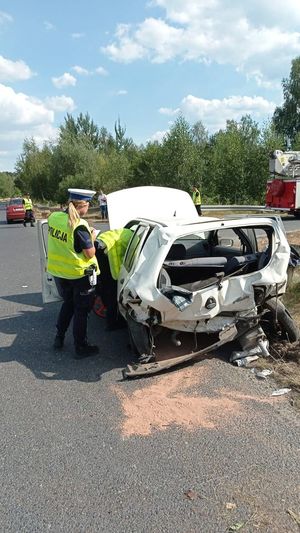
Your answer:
[23,192,35,227]
[192,185,202,216]
[47,188,100,359]
[95,228,133,330]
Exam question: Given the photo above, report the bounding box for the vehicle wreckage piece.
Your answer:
[122,298,298,378]
[123,323,239,378]
[122,321,270,378]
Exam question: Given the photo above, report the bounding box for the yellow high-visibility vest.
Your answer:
[97,228,133,280]
[23,198,33,210]
[192,189,201,205]
[47,212,99,279]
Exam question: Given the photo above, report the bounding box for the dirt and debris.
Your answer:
[287,508,300,527]
[254,339,300,407]
[226,502,237,511]
[255,230,300,408]
[184,489,202,501]
[113,366,281,437]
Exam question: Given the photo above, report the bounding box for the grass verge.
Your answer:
[256,252,300,409]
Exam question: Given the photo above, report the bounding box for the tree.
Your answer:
[128,141,164,187]
[51,136,102,200]
[208,116,266,204]
[98,127,115,154]
[15,138,40,195]
[191,120,209,145]
[273,56,300,146]
[96,151,131,192]
[159,115,202,191]
[114,117,126,152]
[59,112,101,149]
[0,172,16,197]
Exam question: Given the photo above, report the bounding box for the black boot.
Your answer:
[23,221,27,227]
[74,343,99,359]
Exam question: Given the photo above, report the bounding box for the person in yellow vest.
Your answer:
[94,228,133,330]
[47,188,100,359]
[192,185,202,216]
[22,192,35,227]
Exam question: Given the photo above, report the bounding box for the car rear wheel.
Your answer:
[6,219,12,224]
[263,298,299,342]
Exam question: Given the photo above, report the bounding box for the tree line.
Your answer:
[2,56,300,205]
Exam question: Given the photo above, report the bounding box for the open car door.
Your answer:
[37,220,62,304]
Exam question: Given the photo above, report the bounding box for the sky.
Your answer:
[1,0,300,172]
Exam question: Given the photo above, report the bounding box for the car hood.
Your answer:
[107,186,196,229]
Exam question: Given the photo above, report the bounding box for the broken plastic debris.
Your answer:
[257,338,270,357]
[271,388,291,396]
[233,355,259,367]
[255,369,273,379]
[230,346,261,362]
[226,502,237,510]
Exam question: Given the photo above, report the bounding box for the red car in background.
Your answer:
[6,198,26,224]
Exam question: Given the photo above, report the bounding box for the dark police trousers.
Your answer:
[54,276,95,346]
[95,248,119,327]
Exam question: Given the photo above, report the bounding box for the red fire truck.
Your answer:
[266,150,300,217]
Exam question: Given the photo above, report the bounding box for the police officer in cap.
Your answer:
[47,188,100,358]
[23,192,35,227]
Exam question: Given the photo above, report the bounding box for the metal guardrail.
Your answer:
[33,204,286,216]
[35,204,267,212]
[202,205,265,211]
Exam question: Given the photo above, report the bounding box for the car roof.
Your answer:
[128,216,283,238]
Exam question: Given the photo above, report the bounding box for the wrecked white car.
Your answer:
[106,186,299,378]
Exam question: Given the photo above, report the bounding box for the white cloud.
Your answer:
[0,84,53,126]
[52,72,76,88]
[45,95,76,112]
[164,93,276,131]
[0,83,59,170]
[44,20,55,31]
[116,89,127,95]
[159,106,180,116]
[0,55,33,82]
[0,11,13,24]
[148,130,168,143]
[102,0,300,85]
[102,23,146,63]
[95,66,108,76]
[72,65,89,75]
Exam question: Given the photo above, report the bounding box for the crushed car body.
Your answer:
[106,186,299,378]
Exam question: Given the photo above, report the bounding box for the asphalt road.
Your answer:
[0,209,300,533]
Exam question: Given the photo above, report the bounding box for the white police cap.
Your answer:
[68,188,96,202]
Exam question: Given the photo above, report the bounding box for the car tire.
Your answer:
[126,313,151,356]
[264,298,300,342]
[6,219,12,224]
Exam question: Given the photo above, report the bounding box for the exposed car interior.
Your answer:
[159,226,273,287]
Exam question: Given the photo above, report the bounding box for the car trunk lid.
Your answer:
[107,186,196,229]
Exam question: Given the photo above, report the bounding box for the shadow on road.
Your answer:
[0,292,133,383]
